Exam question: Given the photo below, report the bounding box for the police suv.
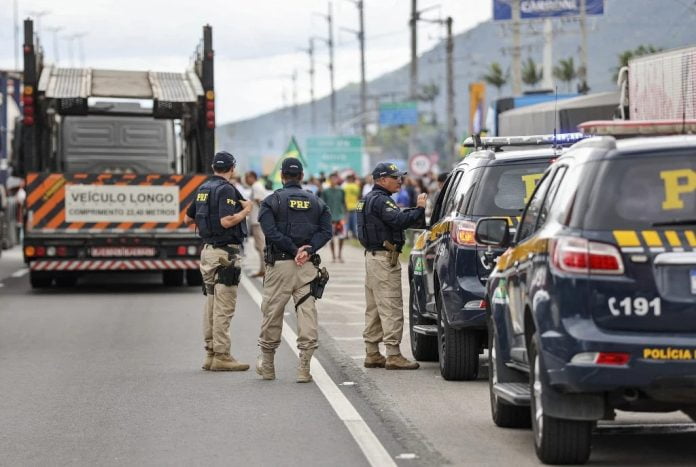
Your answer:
[477,120,696,464]
[408,134,584,380]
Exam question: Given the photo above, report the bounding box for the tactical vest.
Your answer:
[194,177,246,246]
[356,190,405,250]
[270,186,321,248]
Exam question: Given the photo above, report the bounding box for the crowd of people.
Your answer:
[229,167,449,266]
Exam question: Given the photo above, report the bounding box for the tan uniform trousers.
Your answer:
[258,260,319,351]
[363,252,404,356]
[200,244,240,355]
[250,224,266,273]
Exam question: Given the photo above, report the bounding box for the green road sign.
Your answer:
[306,136,363,175]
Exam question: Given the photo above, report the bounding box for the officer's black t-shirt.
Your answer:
[186,181,244,219]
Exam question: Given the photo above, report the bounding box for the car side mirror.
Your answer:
[475,218,511,247]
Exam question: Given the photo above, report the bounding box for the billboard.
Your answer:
[306,136,363,176]
[494,0,604,20]
[379,101,418,127]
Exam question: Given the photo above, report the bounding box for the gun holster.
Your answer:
[263,245,276,266]
[217,264,241,286]
[310,266,330,300]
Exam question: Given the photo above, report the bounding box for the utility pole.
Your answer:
[343,0,367,142]
[445,17,455,168]
[300,38,317,132]
[578,0,589,93]
[409,0,419,158]
[511,0,522,96]
[46,26,62,64]
[315,2,337,133]
[328,1,336,133]
[292,70,298,134]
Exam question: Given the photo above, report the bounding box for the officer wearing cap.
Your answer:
[357,162,427,370]
[256,157,332,383]
[185,151,252,372]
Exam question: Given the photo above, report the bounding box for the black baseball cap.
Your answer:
[281,157,303,175]
[212,151,236,170]
[372,162,406,179]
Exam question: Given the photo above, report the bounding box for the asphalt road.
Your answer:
[1,244,695,466]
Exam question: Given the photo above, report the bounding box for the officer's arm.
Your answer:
[220,201,251,229]
[308,202,333,253]
[184,202,195,226]
[258,196,300,255]
[218,186,251,229]
[380,197,425,230]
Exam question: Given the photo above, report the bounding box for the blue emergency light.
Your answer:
[462,132,587,149]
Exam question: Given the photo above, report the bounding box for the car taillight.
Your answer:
[571,352,630,366]
[450,220,477,246]
[35,246,46,257]
[177,246,187,256]
[551,237,624,275]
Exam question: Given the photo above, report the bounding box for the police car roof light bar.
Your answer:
[579,119,696,136]
[462,133,586,149]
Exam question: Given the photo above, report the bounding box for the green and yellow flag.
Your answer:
[269,137,308,189]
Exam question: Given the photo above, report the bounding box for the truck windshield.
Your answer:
[471,161,550,216]
[584,153,696,229]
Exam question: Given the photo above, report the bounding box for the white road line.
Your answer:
[333,337,364,341]
[240,275,396,467]
[10,268,29,278]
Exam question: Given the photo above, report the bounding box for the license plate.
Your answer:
[91,247,156,257]
[691,269,696,295]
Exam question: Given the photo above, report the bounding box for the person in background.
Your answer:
[320,172,346,262]
[245,171,269,278]
[342,173,361,238]
[361,174,374,197]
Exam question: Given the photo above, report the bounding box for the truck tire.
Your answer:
[30,271,53,288]
[529,333,592,465]
[409,280,438,362]
[186,269,203,286]
[489,317,531,428]
[436,290,479,381]
[162,270,184,287]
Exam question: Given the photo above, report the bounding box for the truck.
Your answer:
[0,70,22,255]
[18,19,216,288]
[618,45,696,120]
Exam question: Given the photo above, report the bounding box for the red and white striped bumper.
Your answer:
[30,259,200,271]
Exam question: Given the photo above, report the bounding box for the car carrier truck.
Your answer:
[18,19,216,288]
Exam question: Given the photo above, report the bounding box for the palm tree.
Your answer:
[552,57,577,92]
[613,45,661,81]
[522,58,543,88]
[482,62,508,95]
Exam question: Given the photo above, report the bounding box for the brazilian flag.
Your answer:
[269,137,309,189]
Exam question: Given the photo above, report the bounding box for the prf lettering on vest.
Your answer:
[226,198,237,206]
[197,193,208,202]
[521,173,543,204]
[660,169,696,210]
[289,199,311,209]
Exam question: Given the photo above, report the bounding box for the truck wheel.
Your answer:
[409,281,438,361]
[54,273,78,287]
[186,269,203,286]
[437,292,479,381]
[162,270,184,287]
[529,333,592,465]
[489,317,531,428]
[30,271,53,288]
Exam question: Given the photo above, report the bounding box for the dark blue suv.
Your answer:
[408,135,581,380]
[479,129,696,464]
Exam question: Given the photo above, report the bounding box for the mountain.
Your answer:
[218,0,696,174]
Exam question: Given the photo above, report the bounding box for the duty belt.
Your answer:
[205,243,241,255]
[273,252,295,261]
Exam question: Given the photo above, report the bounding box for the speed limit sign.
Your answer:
[409,154,432,176]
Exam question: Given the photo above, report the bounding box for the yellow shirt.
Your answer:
[343,182,361,211]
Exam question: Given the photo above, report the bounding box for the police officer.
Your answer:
[357,162,427,370]
[184,151,251,372]
[256,157,332,383]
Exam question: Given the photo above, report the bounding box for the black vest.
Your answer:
[269,185,322,248]
[356,189,405,250]
[194,177,246,245]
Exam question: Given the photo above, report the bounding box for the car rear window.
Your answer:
[584,152,695,229]
[470,162,550,216]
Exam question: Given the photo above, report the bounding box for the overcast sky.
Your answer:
[0,0,493,123]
